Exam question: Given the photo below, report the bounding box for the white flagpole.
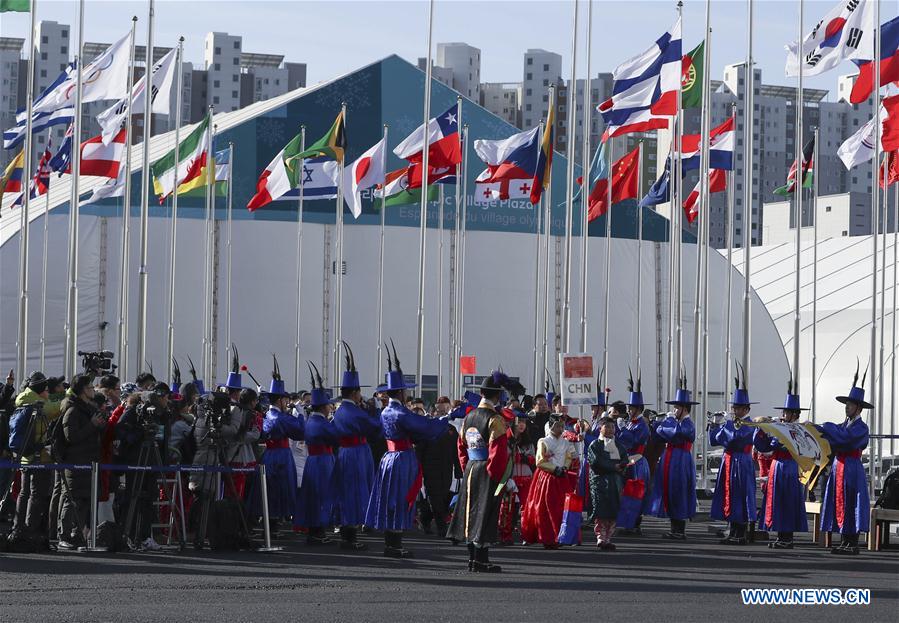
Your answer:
[541,87,555,390]
[877,153,887,474]
[891,185,897,456]
[135,0,155,375]
[533,120,546,393]
[451,105,464,397]
[741,0,754,384]
[561,0,579,353]
[811,126,819,420]
[415,0,435,392]
[116,16,138,380]
[38,178,50,371]
[672,0,685,392]
[375,124,388,386]
[201,110,214,381]
[225,141,234,375]
[332,103,347,387]
[791,0,804,398]
[16,0,38,381]
[165,37,184,382]
[602,138,613,386]
[578,0,593,353]
[869,0,882,498]
[724,103,736,410]
[437,182,445,397]
[457,124,470,394]
[294,126,306,390]
[666,121,676,402]
[63,0,85,378]
[635,141,644,373]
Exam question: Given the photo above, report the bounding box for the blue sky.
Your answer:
[2,1,897,98]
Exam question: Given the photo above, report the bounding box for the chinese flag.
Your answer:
[460,356,477,375]
[880,151,899,188]
[587,146,640,222]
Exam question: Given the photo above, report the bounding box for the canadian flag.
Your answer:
[343,137,386,218]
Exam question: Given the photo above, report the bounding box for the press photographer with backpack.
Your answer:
[57,374,108,550]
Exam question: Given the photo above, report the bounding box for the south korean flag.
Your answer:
[784,0,875,77]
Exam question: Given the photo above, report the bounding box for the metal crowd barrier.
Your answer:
[0,461,280,553]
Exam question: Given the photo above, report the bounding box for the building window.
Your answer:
[232,90,238,98]
[526,104,532,111]
[213,96,219,104]
[40,52,47,60]
[543,64,549,71]
[41,36,48,44]
[233,57,239,65]
[233,75,238,82]
[213,80,220,87]
[61,46,67,54]
[826,206,832,212]
[234,41,240,49]
[61,30,68,38]
[842,230,848,236]
[215,63,221,71]
[215,47,222,55]
[527,72,532,80]
[527,58,533,65]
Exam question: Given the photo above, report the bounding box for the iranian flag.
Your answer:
[246,132,303,211]
[151,116,211,202]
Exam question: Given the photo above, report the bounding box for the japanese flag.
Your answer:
[343,137,386,218]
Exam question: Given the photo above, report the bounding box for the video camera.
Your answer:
[199,390,232,436]
[78,350,116,377]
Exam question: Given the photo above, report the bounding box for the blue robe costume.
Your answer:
[818,416,870,534]
[615,415,652,528]
[332,399,382,526]
[708,418,757,524]
[249,407,305,519]
[295,411,339,528]
[753,428,808,533]
[648,415,697,520]
[365,399,448,531]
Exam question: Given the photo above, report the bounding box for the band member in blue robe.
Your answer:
[816,366,872,555]
[332,342,381,550]
[295,362,339,545]
[648,376,698,539]
[615,370,652,533]
[753,382,809,549]
[708,370,758,545]
[365,341,450,558]
[249,357,305,525]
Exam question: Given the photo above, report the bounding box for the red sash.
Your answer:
[386,439,414,452]
[339,436,367,447]
[307,444,333,456]
[265,439,289,449]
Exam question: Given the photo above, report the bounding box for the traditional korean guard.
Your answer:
[615,369,652,534]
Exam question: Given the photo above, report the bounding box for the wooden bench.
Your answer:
[807,501,831,547]
[869,507,899,552]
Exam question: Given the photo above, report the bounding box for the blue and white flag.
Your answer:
[48,123,74,176]
[3,65,75,149]
[274,156,339,201]
[640,156,672,208]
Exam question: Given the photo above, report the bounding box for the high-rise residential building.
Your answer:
[0,37,23,170]
[239,53,306,107]
[205,32,242,113]
[435,42,480,100]
[521,49,562,132]
[416,57,453,88]
[571,73,613,164]
[479,82,521,127]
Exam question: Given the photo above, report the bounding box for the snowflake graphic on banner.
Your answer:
[313,69,375,112]
[255,117,287,148]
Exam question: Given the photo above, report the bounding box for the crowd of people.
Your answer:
[0,340,874,569]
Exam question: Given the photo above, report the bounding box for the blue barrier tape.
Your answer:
[0,461,257,474]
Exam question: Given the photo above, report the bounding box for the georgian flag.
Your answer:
[785,0,874,77]
[472,178,534,204]
[343,137,386,218]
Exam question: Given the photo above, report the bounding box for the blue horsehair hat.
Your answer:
[376,339,417,392]
[776,393,809,411]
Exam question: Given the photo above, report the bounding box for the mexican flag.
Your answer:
[0,0,29,12]
[151,116,210,201]
[374,167,438,207]
[774,136,815,196]
[681,41,704,109]
[246,132,303,211]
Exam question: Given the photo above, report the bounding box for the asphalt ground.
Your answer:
[0,515,896,623]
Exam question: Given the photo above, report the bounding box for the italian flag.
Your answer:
[151,116,210,202]
[246,132,303,211]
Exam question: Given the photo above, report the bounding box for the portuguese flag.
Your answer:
[151,116,210,202]
[681,41,704,109]
[774,136,815,197]
[0,0,30,12]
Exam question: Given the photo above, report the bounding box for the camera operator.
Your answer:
[115,382,171,551]
[189,389,239,496]
[134,372,157,391]
[57,374,108,549]
[224,388,261,500]
[0,369,17,521]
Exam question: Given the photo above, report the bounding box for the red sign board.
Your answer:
[460,356,477,375]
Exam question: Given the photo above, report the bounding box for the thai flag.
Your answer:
[598,18,682,140]
[683,168,727,224]
[473,127,540,183]
[850,15,899,104]
[394,103,462,169]
[679,117,735,172]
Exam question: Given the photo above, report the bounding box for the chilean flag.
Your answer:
[343,137,386,218]
[680,117,735,171]
[850,16,899,104]
[473,127,540,183]
[394,103,462,169]
[683,168,727,224]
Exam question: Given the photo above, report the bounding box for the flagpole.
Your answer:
[135,0,155,375]
[294,126,306,390]
[38,177,50,370]
[437,181,445,397]
[724,102,736,411]
[602,137,613,383]
[877,152,887,472]
[415,0,435,392]
[666,120,676,403]
[672,0,684,393]
[457,124,470,394]
[63,0,85,378]
[225,141,234,376]
[165,36,184,382]
[869,0,882,498]
[561,0,579,353]
[533,120,546,392]
[791,0,804,399]
[541,86,555,391]
[890,185,897,456]
[635,141,643,374]
[116,16,138,381]
[811,126,819,421]
[201,110,214,381]
[451,105,463,397]
[332,103,347,386]
[16,0,38,381]
[741,0,754,386]
[578,0,593,353]
[375,124,388,387]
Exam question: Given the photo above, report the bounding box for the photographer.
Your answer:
[189,390,239,495]
[115,383,171,551]
[224,389,261,500]
[57,375,107,549]
[0,369,17,521]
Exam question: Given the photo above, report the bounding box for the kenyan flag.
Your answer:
[774,136,815,196]
[681,41,704,109]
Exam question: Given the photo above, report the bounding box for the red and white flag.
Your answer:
[394,103,461,168]
[343,137,386,218]
[79,128,127,179]
[683,168,727,224]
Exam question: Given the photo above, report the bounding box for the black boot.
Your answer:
[472,546,502,573]
[467,543,476,571]
[307,526,333,545]
[383,531,414,559]
[664,519,686,540]
[719,522,736,544]
[834,533,860,555]
[770,531,794,549]
[830,534,847,554]
[340,526,367,551]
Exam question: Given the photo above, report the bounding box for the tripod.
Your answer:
[193,431,252,550]
[122,436,186,550]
